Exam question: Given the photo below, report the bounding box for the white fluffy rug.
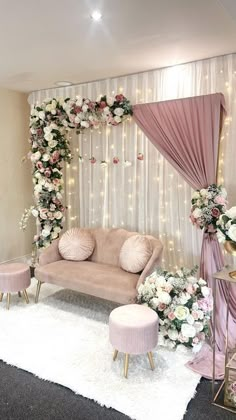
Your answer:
[0,279,200,420]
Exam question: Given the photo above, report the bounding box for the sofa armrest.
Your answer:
[38,238,62,266]
[136,237,163,289]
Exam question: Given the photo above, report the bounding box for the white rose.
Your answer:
[192,191,200,199]
[225,207,236,219]
[51,109,56,115]
[179,292,191,305]
[174,305,189,320]
[201,286,210,297]
[168,329,179,341]
[228,225,236,242]
[166,339,176,349]
[197,310,204,320]
[216,229,226,243]
[33,151,41,161]
[42,228,51,238]
[31,209,38,217]
[151,297,159,308]
[44,132,54,142]
[194,322,203,332]
[192,208,202,218]
[34,172,42,179]
[30,127,37,134]
[186,315,195,325]
[42,153,50,162]
[155,276,166,287]
[82,104,88,112]
[114,115,121,123]
[34,184,42,193]
[200,189,208,197]
[48,140,58,148]
[46,104,52,112]
[56,192,62,199]
[62,119,68,127]
[107,97,114,106]
[75,96,83,106]
[158,291,171,305]
[181,323,196,338]
[74,116,81,124]
[55,211,63,220]
[187,276,197,284]
[54,226,61,234]
[38,111,45,120]
[192,302,199,311]
[114,107,124,116]
[226,220,232,229]
[80,121,90,128]
[198,278,207,286]
[51,231,59,239]
[103,106,110,115]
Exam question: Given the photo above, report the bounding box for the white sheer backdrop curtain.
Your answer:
[29,53,236,269]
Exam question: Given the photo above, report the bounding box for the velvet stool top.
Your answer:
[0,263,31,309]
[109,304,158,378]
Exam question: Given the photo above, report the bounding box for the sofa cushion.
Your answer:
[35,260,139,304]
[119,235,152,273]
[58,228,95,261]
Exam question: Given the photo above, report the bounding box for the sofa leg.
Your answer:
[23,290,29,304]
[0,292,3,302]
[35,280,42,303]
[7,293,11,310]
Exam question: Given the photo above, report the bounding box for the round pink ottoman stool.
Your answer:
[0,263,31,310]
[109,304,158,378]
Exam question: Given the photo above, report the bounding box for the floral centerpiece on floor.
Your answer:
[216,206,236,244]
[137,266,212,352]
[190,184,227,232]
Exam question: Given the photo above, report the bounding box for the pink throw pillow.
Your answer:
[119,235,152,273]
[59,228,95,261]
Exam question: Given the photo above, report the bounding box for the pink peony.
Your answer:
[99,101,107,109]
[214,195,226,205]
[198,297,213,312]
[44,168,51,178]
[211,207,220,218]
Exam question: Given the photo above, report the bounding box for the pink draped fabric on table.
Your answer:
[133,93,236,379]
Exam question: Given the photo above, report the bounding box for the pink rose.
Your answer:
[115,94,124,102]
[186,284,194,295]
[40,209,48,220]
[137,153,144,161]
[168,312,176,321]
[158,303,166,311]
[36,161,43,170]
[34,235,39,242]
[113,157,119,164]
[214,196,226,205]
[211,207,220,218]
[74,106,82,113]
[99,101,107,109]
[198,332,205,341]
[193,337,199,344]
[90,157,96,164]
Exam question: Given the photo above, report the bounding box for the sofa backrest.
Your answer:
[88,228,137,266]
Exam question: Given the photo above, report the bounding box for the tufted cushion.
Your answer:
[119,235,152,273]
[59,228,95,261]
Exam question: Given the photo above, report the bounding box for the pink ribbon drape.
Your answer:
[133,93,236,378]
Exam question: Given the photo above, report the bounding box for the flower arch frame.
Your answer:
[21,94,133,248]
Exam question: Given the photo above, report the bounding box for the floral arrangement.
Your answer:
[217,206,236,243]
[137,266,212,352]
[190,184,227,232]
[21,94,132,248]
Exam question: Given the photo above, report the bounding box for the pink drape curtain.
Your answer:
[133,93,236,378]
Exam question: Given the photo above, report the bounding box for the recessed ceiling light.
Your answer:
[54,81,73,87]
[91,10,102,21]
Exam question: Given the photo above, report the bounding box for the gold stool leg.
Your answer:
[124,353,129,378]
[0,292,3,302]
[23,290,29,304]
[18,291,21,297]
[113,349,118,361]
[147,352,155,370]
[35,280,42,303]
[7,293,11,310]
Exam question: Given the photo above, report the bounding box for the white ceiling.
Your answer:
[0,0,236,93]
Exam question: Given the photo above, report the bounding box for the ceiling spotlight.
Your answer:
[54,81,73,87]
[91,10,102,21]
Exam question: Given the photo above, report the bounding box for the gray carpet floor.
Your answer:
[0,360,235,420]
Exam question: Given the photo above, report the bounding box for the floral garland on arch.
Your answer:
[20,94,133,248]
[189,184,227,232]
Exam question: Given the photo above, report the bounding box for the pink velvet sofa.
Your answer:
[35,228,163,305]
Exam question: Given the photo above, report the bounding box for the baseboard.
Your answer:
[0,254,31,265]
